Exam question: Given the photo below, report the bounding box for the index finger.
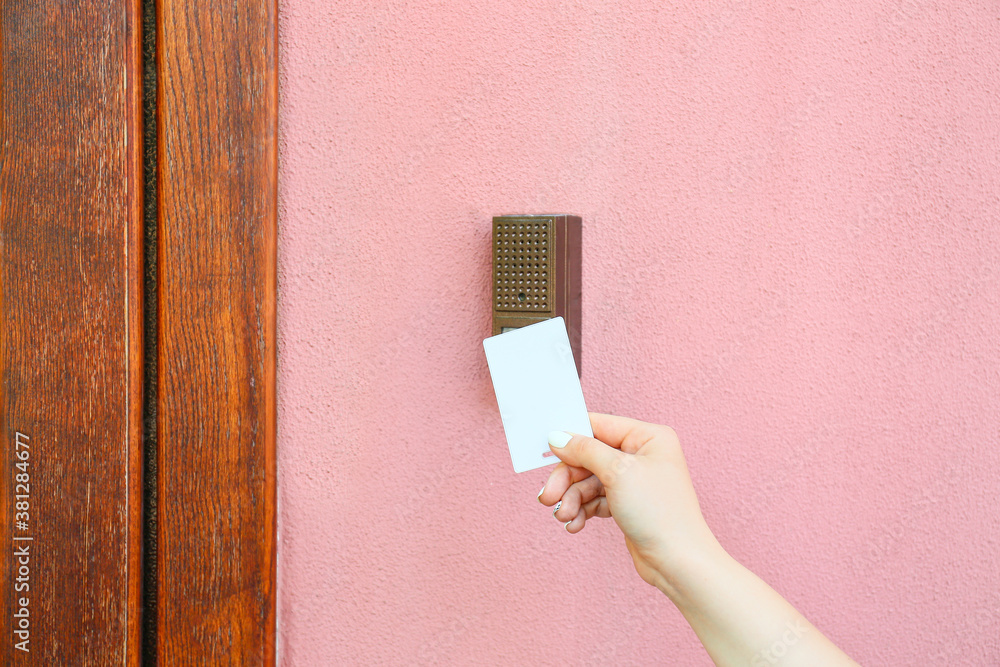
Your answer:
[588,412,662,455]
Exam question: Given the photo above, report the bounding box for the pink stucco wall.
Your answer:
[276,2,1000,664]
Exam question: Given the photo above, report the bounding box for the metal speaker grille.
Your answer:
[494,218,551,312]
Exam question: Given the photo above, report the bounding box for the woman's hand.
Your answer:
[537,412,859,667]
[537,412,721,593]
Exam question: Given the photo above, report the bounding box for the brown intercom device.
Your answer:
[492,214,582,374]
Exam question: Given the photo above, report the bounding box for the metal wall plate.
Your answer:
[491,214,582,374]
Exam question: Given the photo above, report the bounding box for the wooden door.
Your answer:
[0,1,277,663]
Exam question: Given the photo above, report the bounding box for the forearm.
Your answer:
[657,542,858,667]
[541,419,858,665]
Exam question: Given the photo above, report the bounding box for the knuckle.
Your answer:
[657,424,678,440]
[564,487,582,512]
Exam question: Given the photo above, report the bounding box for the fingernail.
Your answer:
[564,521,572,532]
[552,500,562,515]
[537,485,545,500]
[548,431,572,448]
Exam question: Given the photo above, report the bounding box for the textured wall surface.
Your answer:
[276,2,1000,664]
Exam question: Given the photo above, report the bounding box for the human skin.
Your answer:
[538,413,860,667]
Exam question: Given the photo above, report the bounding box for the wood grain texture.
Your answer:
[0,1,143,664]
[156,0,277,664]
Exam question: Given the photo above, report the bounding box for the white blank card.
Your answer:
[483,317,592,473]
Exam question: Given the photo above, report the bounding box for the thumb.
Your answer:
[548,431,623,482]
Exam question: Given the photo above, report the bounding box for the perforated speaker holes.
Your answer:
[495,221,550,312]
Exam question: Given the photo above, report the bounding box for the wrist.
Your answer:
[651,532,733,605]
